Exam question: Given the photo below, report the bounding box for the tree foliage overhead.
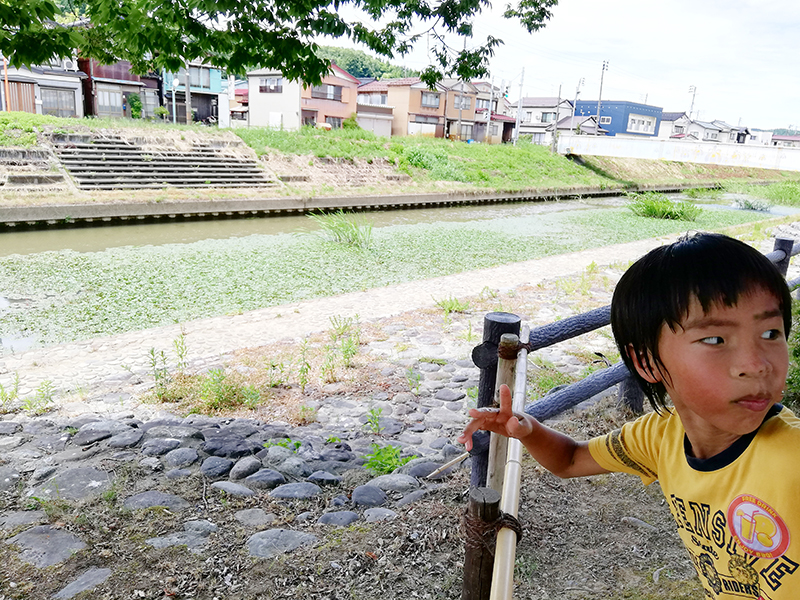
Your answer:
[316,46,416,79]
[1,0,557,86]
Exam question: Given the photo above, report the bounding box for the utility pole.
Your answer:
[595,60,608,135]
[571,77,583,135]
[513,67,524,145]
[486,76,494,142]
[551,84,561,153]
[184,60,192,125]
[688,85,696,120]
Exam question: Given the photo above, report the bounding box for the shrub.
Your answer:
[128,93,142,119]
[627,192,702,221]
[307,209,373,250]
[342,112,360,129]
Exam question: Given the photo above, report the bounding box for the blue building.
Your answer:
[573,100,662,137]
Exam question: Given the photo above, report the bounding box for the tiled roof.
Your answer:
[383,77,423,87]
[661,111,687,121]
[358,80,389,92]
[512,97,567,108]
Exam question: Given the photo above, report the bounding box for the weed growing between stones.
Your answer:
[307,209,374,250]
[0,374,55,415]
[363,444,416,475]
[0,372,20,412]
[434,295,471,321]
[364,407,384,434]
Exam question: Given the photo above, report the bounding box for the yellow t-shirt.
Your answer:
[588,405,800,599]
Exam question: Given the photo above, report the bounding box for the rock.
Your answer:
[123,491,190,511]
[406,462,447,479]
[29,467,113,501]
[235,508,276,527]
[53,568,112,599]
[244,469,286,490]
[318,511,359,526]
[396,490,429,507]
[163,448,199,469]
[0,510,46,530]
[165,468,192,479]
[0,467,20,492]
[8,525,86,567]
[308,471,342,486]
[202,433,261,458]
[270,482,321,500]
[277,456,313,479]
[434,388,466,402]
[141,438,181,456]
[0,421,21,435]
[247,529,318,558]
[352,485,388,507]
[139,457,162,472]
[146,521,216,555]
[107,429,144,448]
[364,508,398,522]
[200,456,234,478]
[211,481,254,497]
[230,456,263,480]
[143,425,204,441]
[263,445,293,465]
[367,474,420,493]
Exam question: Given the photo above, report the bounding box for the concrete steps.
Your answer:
[51,135,277,191]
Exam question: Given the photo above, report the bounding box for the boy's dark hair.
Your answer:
[611,232,792,412]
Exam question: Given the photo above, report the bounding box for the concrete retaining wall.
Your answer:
[557,135,800,172]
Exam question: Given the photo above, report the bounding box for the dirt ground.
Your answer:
[0,265,704,600]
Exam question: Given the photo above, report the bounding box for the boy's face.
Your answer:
[640,287,788,458]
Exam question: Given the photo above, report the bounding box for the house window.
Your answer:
[356,92,387,105]
[189,67,211,89]
[460,123,473,139]
[531,133,545,144]
[730,132,737,140]
[525,111,533,122]
[705,132,719,140]
[141,89,158,118]
[627,113,655,134]
[476,98,490,110]
[325,116,343,129]
[673,125,684,133]
[41,87,76,118]
[312,84,343,101]
[541,112,557,123]
[599,116,612,125]
[259,77,283,93]
[96,85,123,118]
[421,92,440,108]
[414,115,439,124]
[454,95,471,110]
[491,124,499,136]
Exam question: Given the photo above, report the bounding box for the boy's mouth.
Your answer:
[734,395,774,412]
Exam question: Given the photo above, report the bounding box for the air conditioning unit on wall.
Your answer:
[63,59,76,71]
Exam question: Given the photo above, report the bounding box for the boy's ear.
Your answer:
[627,345,662,384]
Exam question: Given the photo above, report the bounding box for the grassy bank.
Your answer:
[0,206,783,351]
[1,113,799,207]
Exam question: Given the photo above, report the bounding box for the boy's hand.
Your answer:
[457,384,533,451]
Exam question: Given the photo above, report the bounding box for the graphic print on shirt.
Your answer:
[668,493,798,599]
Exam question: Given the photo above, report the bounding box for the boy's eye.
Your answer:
[700,336,724,345]
[762,329,782,340]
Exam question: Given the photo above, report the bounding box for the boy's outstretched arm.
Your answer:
[457,384,609,479]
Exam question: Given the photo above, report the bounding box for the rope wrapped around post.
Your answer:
[462,507,524,554]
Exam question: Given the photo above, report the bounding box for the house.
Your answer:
[0,56,87,117]
[163,62,230,126]
[657,111,691,140]
[382,77,447,138]
[229,79,249,127]
[548,115,607,138]
[574,100,662,138]
[247,63,359,130]
[439,79,479,140]
[355,80,393,137]
[510,97,573,144]
[78,58,160,119]
[686,120,728,143]
[772,134,800,148]
[471,81,515,144]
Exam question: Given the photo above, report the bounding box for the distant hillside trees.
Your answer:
[316,46,416,79]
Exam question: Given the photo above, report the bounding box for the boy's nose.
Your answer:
[733,348,771,378]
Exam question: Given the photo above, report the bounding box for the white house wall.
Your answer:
[248,75,302,130]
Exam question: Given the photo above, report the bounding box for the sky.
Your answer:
[329,0,800,130]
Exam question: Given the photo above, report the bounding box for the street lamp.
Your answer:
[172,78,180,124]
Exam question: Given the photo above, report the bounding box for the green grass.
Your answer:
[627,192,702,221]
[307,210,373,249]
[0,206,772,351]
[726,180,800,206]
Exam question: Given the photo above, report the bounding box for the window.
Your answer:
[626,113,655,134]
[541,112,557,123]
[599,116,612,125]
[454,95,471,110]
[141,89,158,118]
[421,92,440,108]
[311,84,343,101]
[525,111,533,122]
[673,125,684,133]
[96,85,123,118]
[730,132,737,140]
[491,124,499,136]
[532,132,545,144]
[476,98,490,110]
[41,88,76,118]
[260,77,283,93]
[414,115,439,124]
[705,131,719,140]
[356,92,387,105]
[460,123,473,138]
[325,116,343,129]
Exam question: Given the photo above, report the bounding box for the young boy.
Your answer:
[457,232,800,600]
